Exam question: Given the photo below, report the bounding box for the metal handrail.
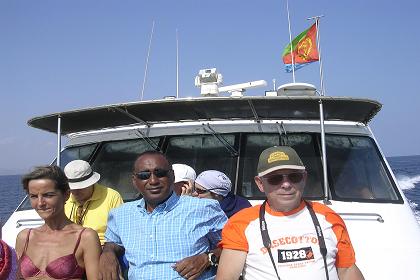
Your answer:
[337,212,384,223]
[16,218,44,228]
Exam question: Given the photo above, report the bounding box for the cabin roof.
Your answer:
[28,96,382,135]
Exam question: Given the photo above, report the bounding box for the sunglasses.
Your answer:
[262,172,305,185]
[134,169,170,180]
[194,187,209,195]
[193,184,227,195]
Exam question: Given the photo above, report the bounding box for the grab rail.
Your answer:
[337,212,384,223]
[16,218,44,228]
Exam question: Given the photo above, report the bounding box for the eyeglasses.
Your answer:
[193,185,227,195]
[262,172,305,185]
[134,169,170,180]
[194,187,210,195]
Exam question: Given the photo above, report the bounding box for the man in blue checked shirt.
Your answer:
[98,151,228,280]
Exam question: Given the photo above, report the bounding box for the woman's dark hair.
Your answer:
[22,165,69,194]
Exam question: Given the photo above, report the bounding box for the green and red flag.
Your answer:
[282,23,319,72]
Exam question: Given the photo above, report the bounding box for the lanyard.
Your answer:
[70,201,91,225]
[259,200,329,280]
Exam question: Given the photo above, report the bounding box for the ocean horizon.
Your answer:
[1,155,420,225]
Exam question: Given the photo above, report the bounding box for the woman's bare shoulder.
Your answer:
[80,228,100,243]
[16,228,30,242]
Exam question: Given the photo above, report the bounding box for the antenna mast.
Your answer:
[176,28,179,98]
[140,20,155,101]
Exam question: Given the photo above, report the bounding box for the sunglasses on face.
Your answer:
[134,169,170,180]
[262,172,305,185]
[194,187,209,195]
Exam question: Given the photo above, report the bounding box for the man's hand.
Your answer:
[181,180,195,196]
[173,253,209,280]
[98,243,124,280]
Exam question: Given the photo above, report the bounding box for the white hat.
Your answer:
[195,170,231,197]
[64,160,101,190]
[172,164,196,183]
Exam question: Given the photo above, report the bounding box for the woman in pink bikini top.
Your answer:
[15,165,101,280]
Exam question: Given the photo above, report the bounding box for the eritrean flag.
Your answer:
[282,23,319,73]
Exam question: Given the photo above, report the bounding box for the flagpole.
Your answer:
[285,0,295,82]
[308,15,329,203]
[307,15,325,96]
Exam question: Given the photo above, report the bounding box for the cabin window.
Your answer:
[165,134,237,182]
[239,133,323,199]
[327,135,400,202]
[91,138,160,201]
[53,143,98,167]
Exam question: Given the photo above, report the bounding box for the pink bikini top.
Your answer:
[18,228,86,280]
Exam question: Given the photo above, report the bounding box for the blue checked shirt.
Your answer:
[105,192,228,280]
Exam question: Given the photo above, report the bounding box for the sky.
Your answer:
[0,0,419,175]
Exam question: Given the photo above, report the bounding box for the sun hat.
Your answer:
[257,146,305,177]
[195,170,231,197]
[172,164,196,183]
[64,160,101,190]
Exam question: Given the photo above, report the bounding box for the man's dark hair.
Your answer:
[22,165,69,194]
[132,150,172,171]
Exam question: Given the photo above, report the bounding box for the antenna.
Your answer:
[219,80,267,97]
[176,28,179,98]
[140,20,155,101]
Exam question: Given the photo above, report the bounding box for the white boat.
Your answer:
[2,71,420,279]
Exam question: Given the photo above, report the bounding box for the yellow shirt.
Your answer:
[65,183,123,245]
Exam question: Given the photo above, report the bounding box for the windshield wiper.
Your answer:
[203,123,238,157]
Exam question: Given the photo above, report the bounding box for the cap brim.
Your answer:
[174,178,188,183]
[68,172,100,190]
[258,165,305,177]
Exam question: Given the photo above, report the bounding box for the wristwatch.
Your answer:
[206,251,218,267]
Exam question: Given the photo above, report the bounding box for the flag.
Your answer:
[282,23,319,73]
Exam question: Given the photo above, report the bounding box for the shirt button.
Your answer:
[150,235,153,238]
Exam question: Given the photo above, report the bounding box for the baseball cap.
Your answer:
[172,164,196,183]
[257,146,305,177]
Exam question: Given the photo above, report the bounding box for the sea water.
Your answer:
[1,155,420,224]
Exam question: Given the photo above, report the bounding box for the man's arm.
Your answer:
[337,264,365,280]
[98,242,125,280]
[216,249,247,280]
[173,248,222,280]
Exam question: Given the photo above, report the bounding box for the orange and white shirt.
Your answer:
[219,201,356,280]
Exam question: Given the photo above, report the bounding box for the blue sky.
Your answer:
[0,0,419,174]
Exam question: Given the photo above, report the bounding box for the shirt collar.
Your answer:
[137,191,179,214]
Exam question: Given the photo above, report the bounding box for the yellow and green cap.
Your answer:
[257,146,305,177]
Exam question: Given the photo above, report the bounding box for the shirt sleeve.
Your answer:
[105,208,123,247]
[204,200,228,248]
[326,211,356,268]
[110,191,124,209]
[218,207,259,252]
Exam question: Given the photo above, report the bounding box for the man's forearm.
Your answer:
[102,242,125,257]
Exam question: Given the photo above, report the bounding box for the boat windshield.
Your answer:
[16,131,402,211]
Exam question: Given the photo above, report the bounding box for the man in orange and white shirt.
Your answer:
[217,146,364,280]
